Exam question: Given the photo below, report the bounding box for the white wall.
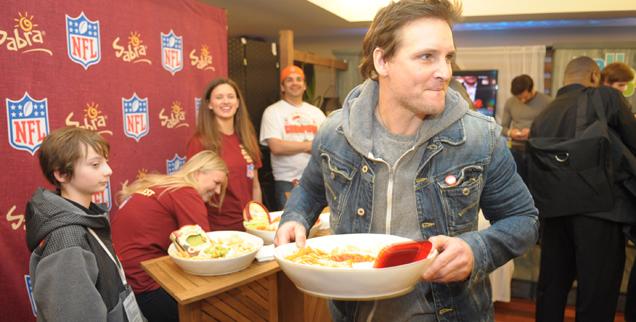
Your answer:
[296,26,636,58]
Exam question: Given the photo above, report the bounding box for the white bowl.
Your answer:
[244,211,282,244]
[274,233,437,300]
[168,231,263,276]
[245,212,332,244]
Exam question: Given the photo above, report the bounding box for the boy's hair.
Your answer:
[38,127,110,188]
[510,74,534,96]
[359,0,462,80]
[601,62,635,84]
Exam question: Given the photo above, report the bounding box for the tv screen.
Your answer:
[453,70,498,117]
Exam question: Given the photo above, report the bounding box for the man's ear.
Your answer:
[373,47,389,77]
[53,170,69,184]
[591,70,601,87]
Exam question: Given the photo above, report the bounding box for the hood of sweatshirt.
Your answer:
[340,79,469,156]
[25,188,110,251]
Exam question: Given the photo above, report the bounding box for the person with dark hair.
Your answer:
[275,0,539,321]
[500,74,552,182]
[259,65,326,210]
[602,62,635,93]
[530,56,636,322]
[187,78,262,231]
[26,126,144,321]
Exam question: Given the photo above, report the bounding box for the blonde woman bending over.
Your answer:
[111,150,227,322]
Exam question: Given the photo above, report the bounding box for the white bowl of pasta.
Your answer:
[168,231,263,276]
[274,233,437,300]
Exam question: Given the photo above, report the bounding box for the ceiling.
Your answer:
[199,0,636,41]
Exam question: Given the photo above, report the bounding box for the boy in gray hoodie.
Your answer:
[26,127,143,322]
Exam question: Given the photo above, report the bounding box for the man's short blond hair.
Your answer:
[359,0,462,80]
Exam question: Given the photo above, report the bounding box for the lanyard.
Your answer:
[87,227,128,286]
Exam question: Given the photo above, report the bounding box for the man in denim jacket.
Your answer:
[275,1,538,321]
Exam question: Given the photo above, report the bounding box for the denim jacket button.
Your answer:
[361,165,368,173]
[427,144,438,150]
[421,222,435,228]
[462,187,470,196]
[356,208,365,216]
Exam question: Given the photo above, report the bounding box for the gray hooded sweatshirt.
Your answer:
[339,80,468,321]
[26,188,132,322]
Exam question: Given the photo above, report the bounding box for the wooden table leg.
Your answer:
[178,301,201,322]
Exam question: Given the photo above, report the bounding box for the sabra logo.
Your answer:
[0,12,52,55]
[166,154,186,175]
[122,93,149,142]
[6,92,49,155]
[91,179,111,210]
[66,12,100,69]
[161,30,183,75]
[113,31,151,64]
[159,101,189,129]
[65,102,113,136]
[190,44,215,71]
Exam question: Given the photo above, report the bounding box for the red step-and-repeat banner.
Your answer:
[0,0,227,320]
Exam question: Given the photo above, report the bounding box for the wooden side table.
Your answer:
[141,256,333,322]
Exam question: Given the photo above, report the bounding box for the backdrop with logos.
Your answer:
[0,0,227,320]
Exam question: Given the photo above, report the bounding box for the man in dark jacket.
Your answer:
[530,56,636,322]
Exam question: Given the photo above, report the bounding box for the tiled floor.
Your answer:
[494,298,626,322]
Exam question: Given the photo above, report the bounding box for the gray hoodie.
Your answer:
[339,80,469,321]
[26,188,131,322]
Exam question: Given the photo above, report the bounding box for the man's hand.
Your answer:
[421,235,474,283]
[274,221,307,248]
[509,127,530,141]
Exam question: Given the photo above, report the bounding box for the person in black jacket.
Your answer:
[530,56,636,322]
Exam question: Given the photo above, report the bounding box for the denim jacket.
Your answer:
[281,80,539,322]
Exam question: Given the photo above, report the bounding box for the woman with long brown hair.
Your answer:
[187,77,262,231]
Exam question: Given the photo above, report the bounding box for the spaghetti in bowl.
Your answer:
[274,233,437,300]
[168,231,263,276]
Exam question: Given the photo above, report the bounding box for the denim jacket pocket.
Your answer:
[437,165,483,235]
[320,152,356,229]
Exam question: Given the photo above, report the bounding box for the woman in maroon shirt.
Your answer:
[111,150,227,322]
[187,78,262,231]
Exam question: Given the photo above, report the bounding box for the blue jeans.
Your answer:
[274,181,294,211]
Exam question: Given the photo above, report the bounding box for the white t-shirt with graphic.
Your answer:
[259,100,326,182]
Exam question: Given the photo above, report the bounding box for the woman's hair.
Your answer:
[38,126,110,188]
[118,151,228,207]
[359,0,462,80]
[194,78,261,164]
[601,62,635,84]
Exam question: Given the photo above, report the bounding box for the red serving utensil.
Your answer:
[373,240,433,268]
[242,201,272,223]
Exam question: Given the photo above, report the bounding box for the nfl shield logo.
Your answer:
[161,30,183,75]
[122,93,149,142]
[92,179,111,210]
[6,92,49,155]
[167,154,186,175]
[66,12,101,69]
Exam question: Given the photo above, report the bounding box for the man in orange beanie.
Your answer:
[259,65,326,210]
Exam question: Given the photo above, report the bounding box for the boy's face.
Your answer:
[57,144,112,201]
